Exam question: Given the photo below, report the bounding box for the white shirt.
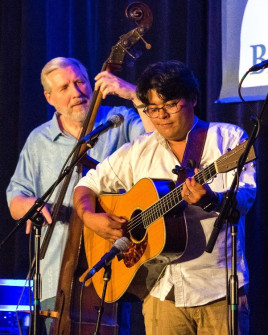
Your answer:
[77,117,256,307]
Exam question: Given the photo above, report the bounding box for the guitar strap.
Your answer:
[175,119,210,184]
[167,119,210,257]
[164,119,210,254]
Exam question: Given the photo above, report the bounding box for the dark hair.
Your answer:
[136,60,199,105]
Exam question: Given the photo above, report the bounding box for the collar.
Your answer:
[50,112,76,141]
[50,112,64,141]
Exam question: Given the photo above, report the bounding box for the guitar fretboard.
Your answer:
[126,162,217,234]
[124,139,254,239]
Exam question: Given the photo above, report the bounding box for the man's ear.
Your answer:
[44,91,53,106]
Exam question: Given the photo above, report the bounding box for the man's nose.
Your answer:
[71,83,82,96]
[158,108,168,119]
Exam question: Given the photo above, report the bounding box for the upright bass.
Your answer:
[43,3,153,334]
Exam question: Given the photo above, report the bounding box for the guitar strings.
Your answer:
[126,143,245,235]
[126,163,216,234]
[126,163,217,235]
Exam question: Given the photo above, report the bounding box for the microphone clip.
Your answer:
[85,137,98,149]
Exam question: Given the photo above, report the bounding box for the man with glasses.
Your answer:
[73,60,256,334]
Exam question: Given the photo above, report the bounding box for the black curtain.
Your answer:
[0,1,267,333]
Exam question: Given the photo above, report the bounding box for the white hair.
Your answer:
[41,57,89,93]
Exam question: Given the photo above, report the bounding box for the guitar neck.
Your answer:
[140,162,217,229]
[125,139,255,238]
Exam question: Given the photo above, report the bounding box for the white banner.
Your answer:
[218,0,268,103]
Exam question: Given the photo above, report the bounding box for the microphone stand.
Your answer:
[31,211,44,335]
[93,264,112,335]
[0,138,98,335]
[206,115,259,335]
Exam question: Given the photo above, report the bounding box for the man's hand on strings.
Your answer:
[83,211,126,243]
[181,168,215,206]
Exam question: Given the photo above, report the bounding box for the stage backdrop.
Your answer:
[219,0,268,102]
[0,1,268,334]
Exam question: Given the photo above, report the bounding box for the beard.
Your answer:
[57,103,89,123]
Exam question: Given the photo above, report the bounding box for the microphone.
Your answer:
[83,237,131,282]
[249,59,268,72]
[78,113,124,144]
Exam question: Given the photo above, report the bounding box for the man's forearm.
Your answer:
[9,195,37,220]
[73,186,97,222]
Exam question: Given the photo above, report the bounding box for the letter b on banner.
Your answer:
[251,44,266,74]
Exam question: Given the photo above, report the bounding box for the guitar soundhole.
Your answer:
[123,209,148,268]
[129,209,146,242]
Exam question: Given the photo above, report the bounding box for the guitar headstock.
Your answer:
[215,140,256,173]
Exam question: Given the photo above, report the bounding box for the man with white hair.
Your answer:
[6,57,153,332]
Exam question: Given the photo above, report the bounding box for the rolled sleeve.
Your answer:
[6,140,35,206]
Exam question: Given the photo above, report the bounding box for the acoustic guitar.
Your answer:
[81,140,256,303]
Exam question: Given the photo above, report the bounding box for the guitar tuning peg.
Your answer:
[250,162,256,167]
[227,148,231,152]
[118,43,136,59]
[143,40,152,50]
[136,30,152,49]
[242,167,247,171]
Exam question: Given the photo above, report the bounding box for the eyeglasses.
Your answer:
[143,100,182,118]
